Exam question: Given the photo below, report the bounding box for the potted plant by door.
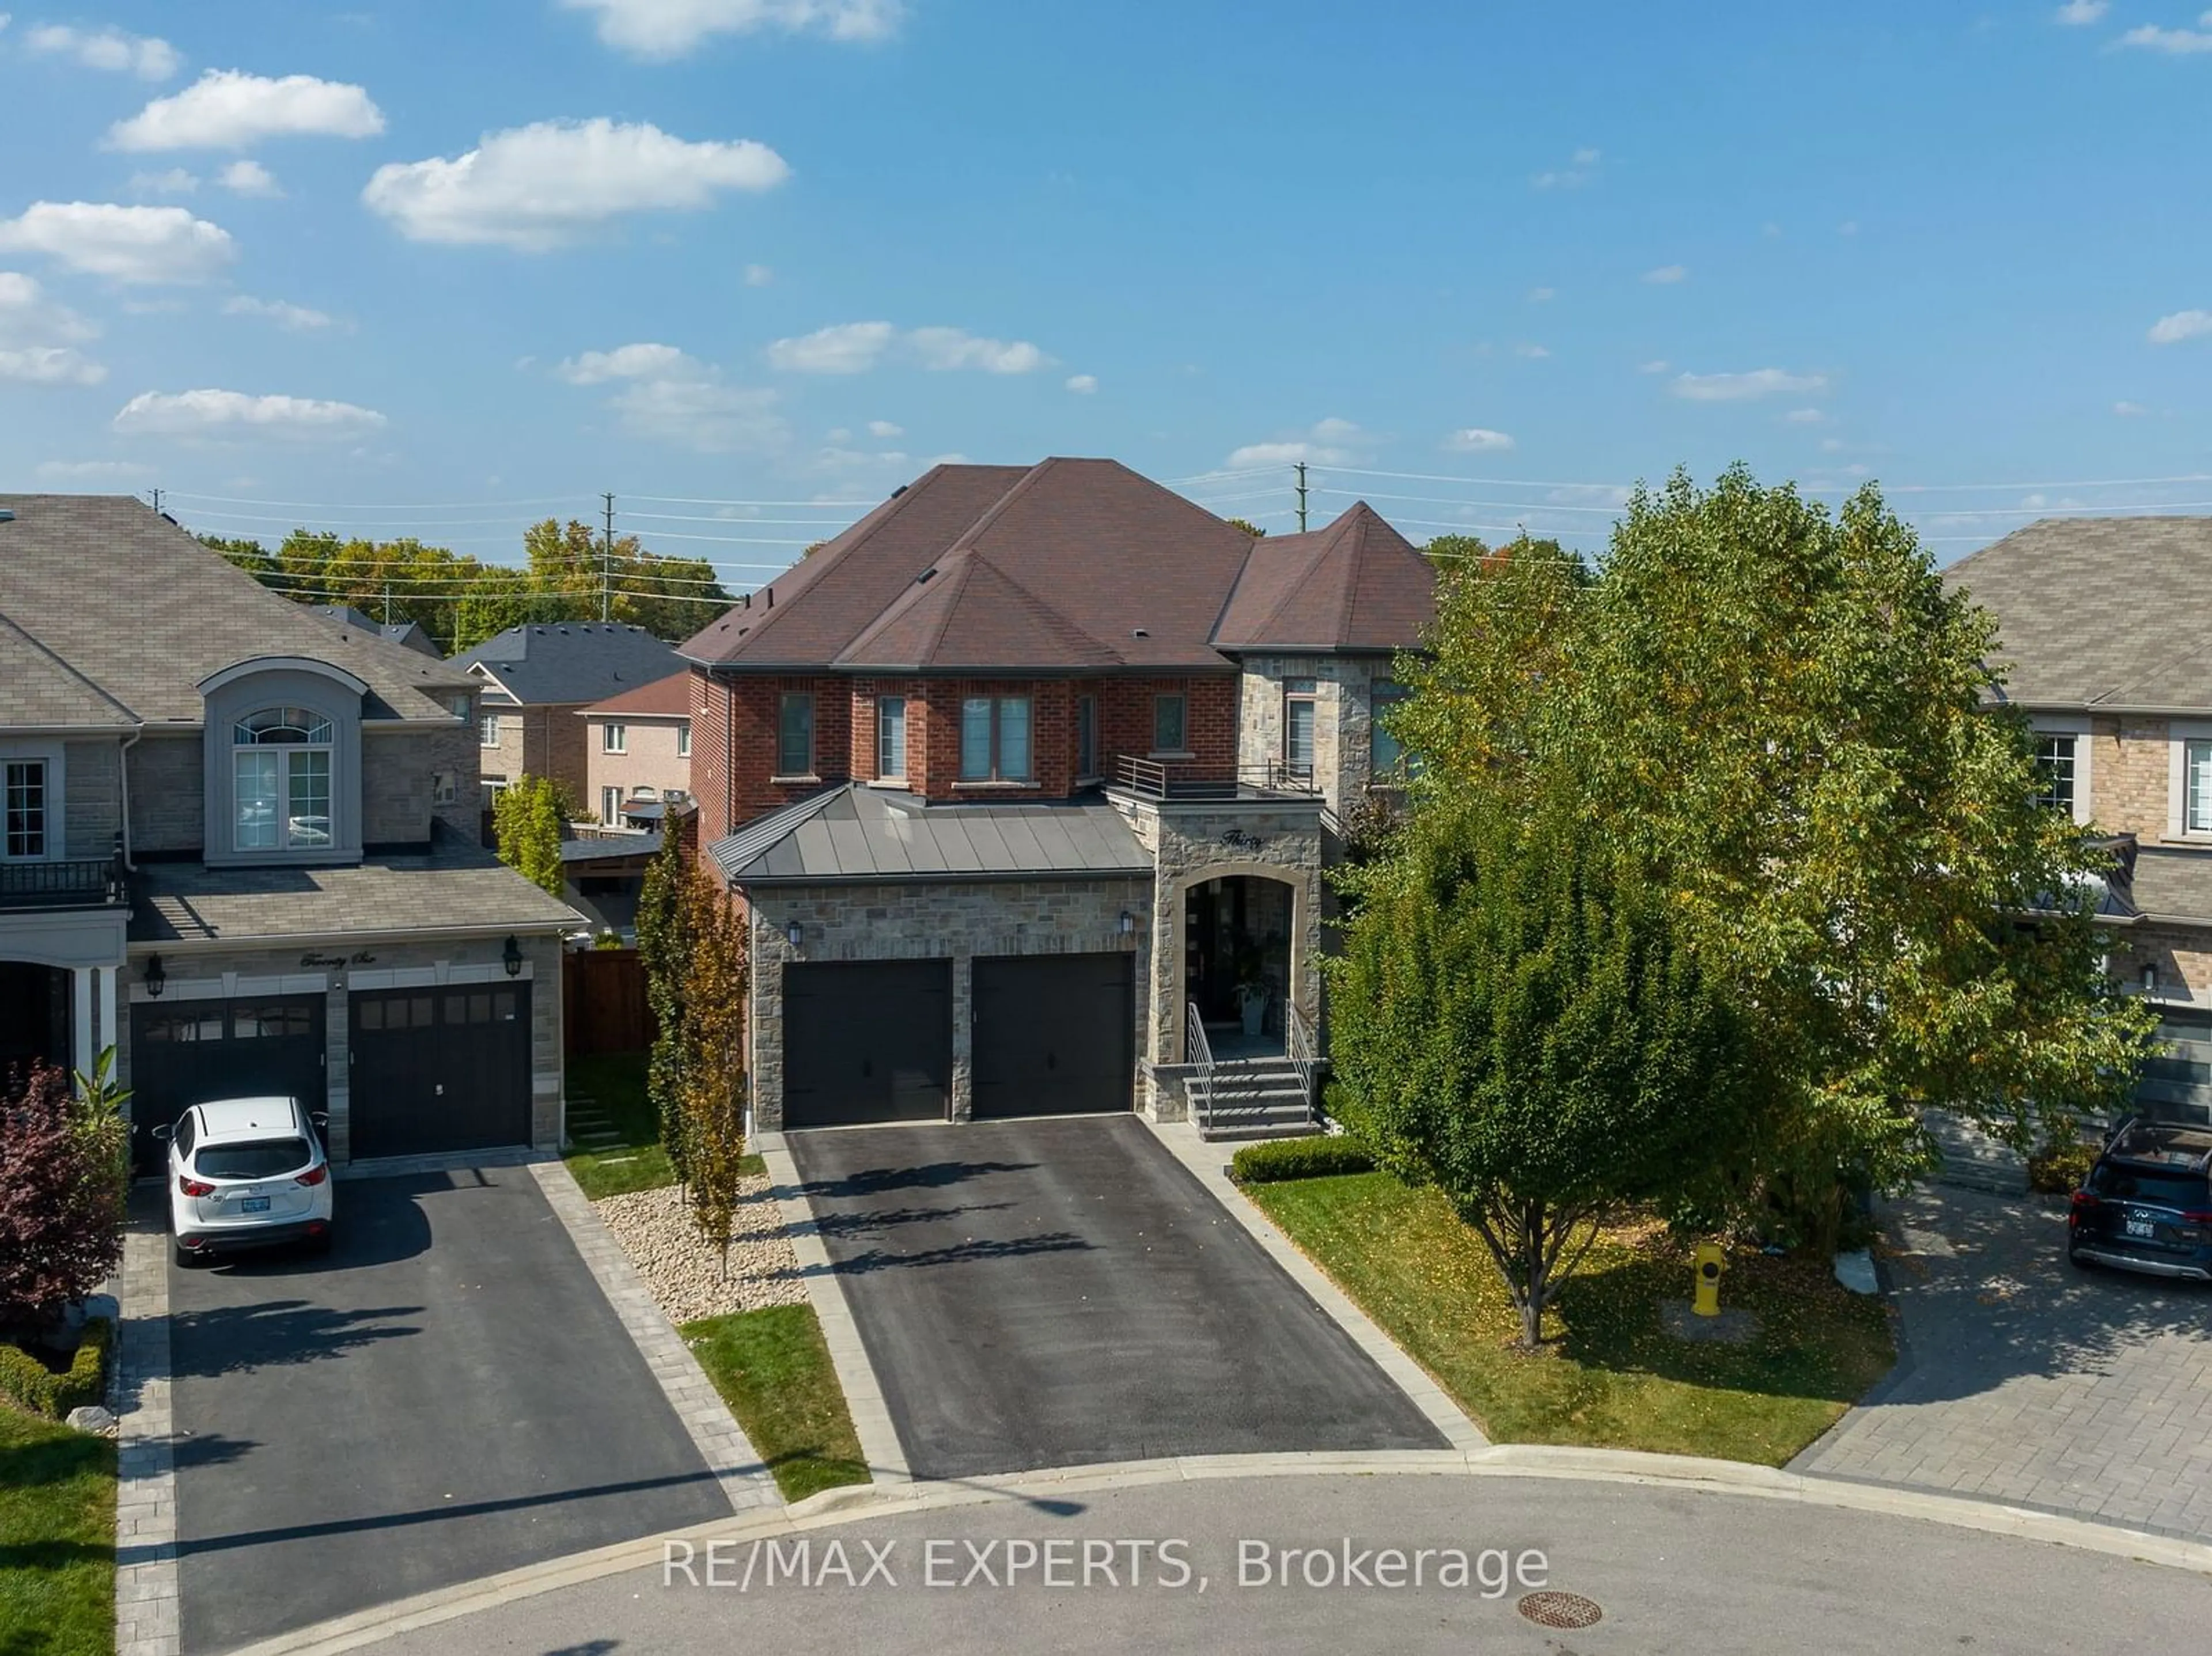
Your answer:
[1234,975,1269,1037]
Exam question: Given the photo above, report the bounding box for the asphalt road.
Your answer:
[164,1165,731,1654]
[785,1116,1446,1478]
[365,1471,2212,1655]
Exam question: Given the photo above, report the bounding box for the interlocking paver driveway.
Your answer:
[1796,1183,2212,1538]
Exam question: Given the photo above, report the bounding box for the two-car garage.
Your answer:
[778,953,1135,1130]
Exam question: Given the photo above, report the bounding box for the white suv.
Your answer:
[161,1096,335,1265]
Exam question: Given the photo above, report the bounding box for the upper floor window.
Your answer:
[2187,740,2212,835]
[1283,679,1317,776]
[3,759,47,859]
[1077,695,1098,778]
[877,695,907,779]
[233,707,332,851]
[676,721,691,759]
[961,696,1031,781]
[1372,680,1412,779]
[1153,692,1188,755]
[602,722,627,755]
[2032,733,2077,815]
[601,786,624,825]
[778,692,815,777]
[480,713,501,748]
[446,694,471,720]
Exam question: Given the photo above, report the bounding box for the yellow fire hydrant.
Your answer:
[1692,1242,1727,1317]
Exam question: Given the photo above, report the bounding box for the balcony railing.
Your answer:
[0,857,127,912]
[1111,755,1324,802]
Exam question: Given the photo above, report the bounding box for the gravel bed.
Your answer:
[594,1173,809,1325]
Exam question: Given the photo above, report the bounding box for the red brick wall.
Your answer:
[694,670,853,839]
[1097,676,1237,781]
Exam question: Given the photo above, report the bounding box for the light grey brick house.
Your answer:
[681,460,1434,1139]
[0,495,578,1164]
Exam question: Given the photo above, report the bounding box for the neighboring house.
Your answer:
[1946,516,2212,1121]
[448,622,684,808]
[312,603,443,660]
[579,669,694,830]
[0,495,578,1166]
[681,457,1434,1138]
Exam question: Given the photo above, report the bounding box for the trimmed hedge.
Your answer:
[2028,1141,2097,1196]
[0,1314,113,1419]
[1231,1135,1376,1184]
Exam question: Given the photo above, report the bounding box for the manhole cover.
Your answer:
[1517,1591,1603,1630]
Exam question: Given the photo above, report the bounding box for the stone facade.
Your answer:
[2113,924,2212,1010]
[129,732,204,855]
[363,722,479,846]
[119,930,564,1163]
[61,737,120,859]
[1235,654,1402,814]
[2088,715,2173,841]
[743,877,1152,1131]
[477,698,590,804]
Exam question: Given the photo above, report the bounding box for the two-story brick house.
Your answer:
[680,458,1433,1138]
[448,622,684,812]
[0,495,578,1165]
[578,670,694,830]
[1946,516,2212,1121]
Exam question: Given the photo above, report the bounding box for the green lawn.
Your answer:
[563,1051,678,1199]
[0,1407,115,1656]
[682,1305,871,1503]
[1248,1171,1895,1466]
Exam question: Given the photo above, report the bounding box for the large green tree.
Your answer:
[1332,798,1756,1347]
[1391,467,2151,1244]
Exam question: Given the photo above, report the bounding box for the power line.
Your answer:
[1161,465,1281,486]
[180,509,551,529]
[161,491,578,510]
[1314,486,1627,514]
[624,493,872,509]
[623,510,876,526]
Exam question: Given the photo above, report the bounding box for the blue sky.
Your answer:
[1,0,2209,584]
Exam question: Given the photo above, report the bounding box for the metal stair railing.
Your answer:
[1185,1002,1215,1134]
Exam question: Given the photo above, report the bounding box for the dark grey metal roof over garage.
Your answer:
[709,785,1152,884]
[1943,517,2212,711]
[448,622,684,706]
[2129,847,2212,926]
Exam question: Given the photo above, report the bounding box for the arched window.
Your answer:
[233,707,334,850]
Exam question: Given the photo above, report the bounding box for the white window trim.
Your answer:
[2029,714,2093,828]
[601,722,627,755]
[479,713,502,748]
[2165,719,2212,843]
[676,720,691,759]
[0,741,64,863]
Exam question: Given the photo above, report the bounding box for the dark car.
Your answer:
[2068,1119,2212,1281]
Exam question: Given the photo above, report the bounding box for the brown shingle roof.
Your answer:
[0,611,138,729]
[1212,502,1437,652]
[0,494,474,724]
[582,669,694,718]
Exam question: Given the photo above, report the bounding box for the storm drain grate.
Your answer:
[1517,1591,1603,1630]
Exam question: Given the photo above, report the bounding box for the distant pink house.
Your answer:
[579,671,694,829]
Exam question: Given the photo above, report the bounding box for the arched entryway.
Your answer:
[1183,871,1298,1057]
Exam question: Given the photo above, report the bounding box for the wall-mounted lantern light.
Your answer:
[503,935,525,977]
[786,921,805,949]
[143,954,166,999]
[1119,911,1135,935]
[2143,962,2161,996]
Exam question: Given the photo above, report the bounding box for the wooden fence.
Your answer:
[563,947,656,1056]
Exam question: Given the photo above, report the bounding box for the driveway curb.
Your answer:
[111,1217,181,1656]
[753,1131,909,1483]
[218,1443,2212,1656]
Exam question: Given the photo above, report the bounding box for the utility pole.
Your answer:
[601,491,616,623]
[382,583,393,625]
[1294,462,1308,532]
[148,487,162,516]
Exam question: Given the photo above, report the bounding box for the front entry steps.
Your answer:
[565,1093,624,1150]
[1196,1056,1317,1143]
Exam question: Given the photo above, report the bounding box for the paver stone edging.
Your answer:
[111,1217,181,1656]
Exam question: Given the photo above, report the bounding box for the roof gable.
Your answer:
[447,622,685,706]
[1211,502,1437,651]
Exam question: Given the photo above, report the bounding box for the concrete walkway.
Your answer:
[1796,1182,2212,1540]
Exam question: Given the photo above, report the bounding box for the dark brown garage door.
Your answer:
[783,960,952,1128]
[971,953,1134,1120]
[130,996,327,1166]
[349,985,532,1159]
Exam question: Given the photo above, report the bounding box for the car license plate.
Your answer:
[240,1196,270,1214]
[2125,1215,2154,1240]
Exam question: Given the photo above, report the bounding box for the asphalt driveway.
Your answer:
[165,1164,730,1655]
[786,1115,1446,1479]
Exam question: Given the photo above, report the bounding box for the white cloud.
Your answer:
[218,159,282,198]
[2120,22,2212,52]
[111,388,388,439]
[2148,308,2212,344]
[1671,367,1828,401]
[559,0,902,57]
[766,321,1050,374]
[767,320,894,373]
[0,271,96,343]
[0,346,103,384]
[1442,428,1515,453]
[1064,373,1097,395]
[1514,342,1551,359]
[25,22,179,79]
[907,326,1047,373]
[1641,264,1688,284]
[0,201,234,283]
[743,262,772,286]
[128,168,197,194]
[224,294,334,331]
[1782,407,1826,424]
[2055,0,2109,20]
[35,458,152,481]
[552,340,785,452]
[1532,145,1600,189]
[363,118,787,251]
[1224,418,1369,469]
[1638,358,1669,374]
[2114,399,2149,416]
[866,418,903,437]
[1527,285,1555,302]
[107,70,384,151]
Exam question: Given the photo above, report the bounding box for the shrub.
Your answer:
[1232,1135,1376,1184]
[0,1063,128,1327]
[0,1314,113,1418]
[2028,1139,2097,1196]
